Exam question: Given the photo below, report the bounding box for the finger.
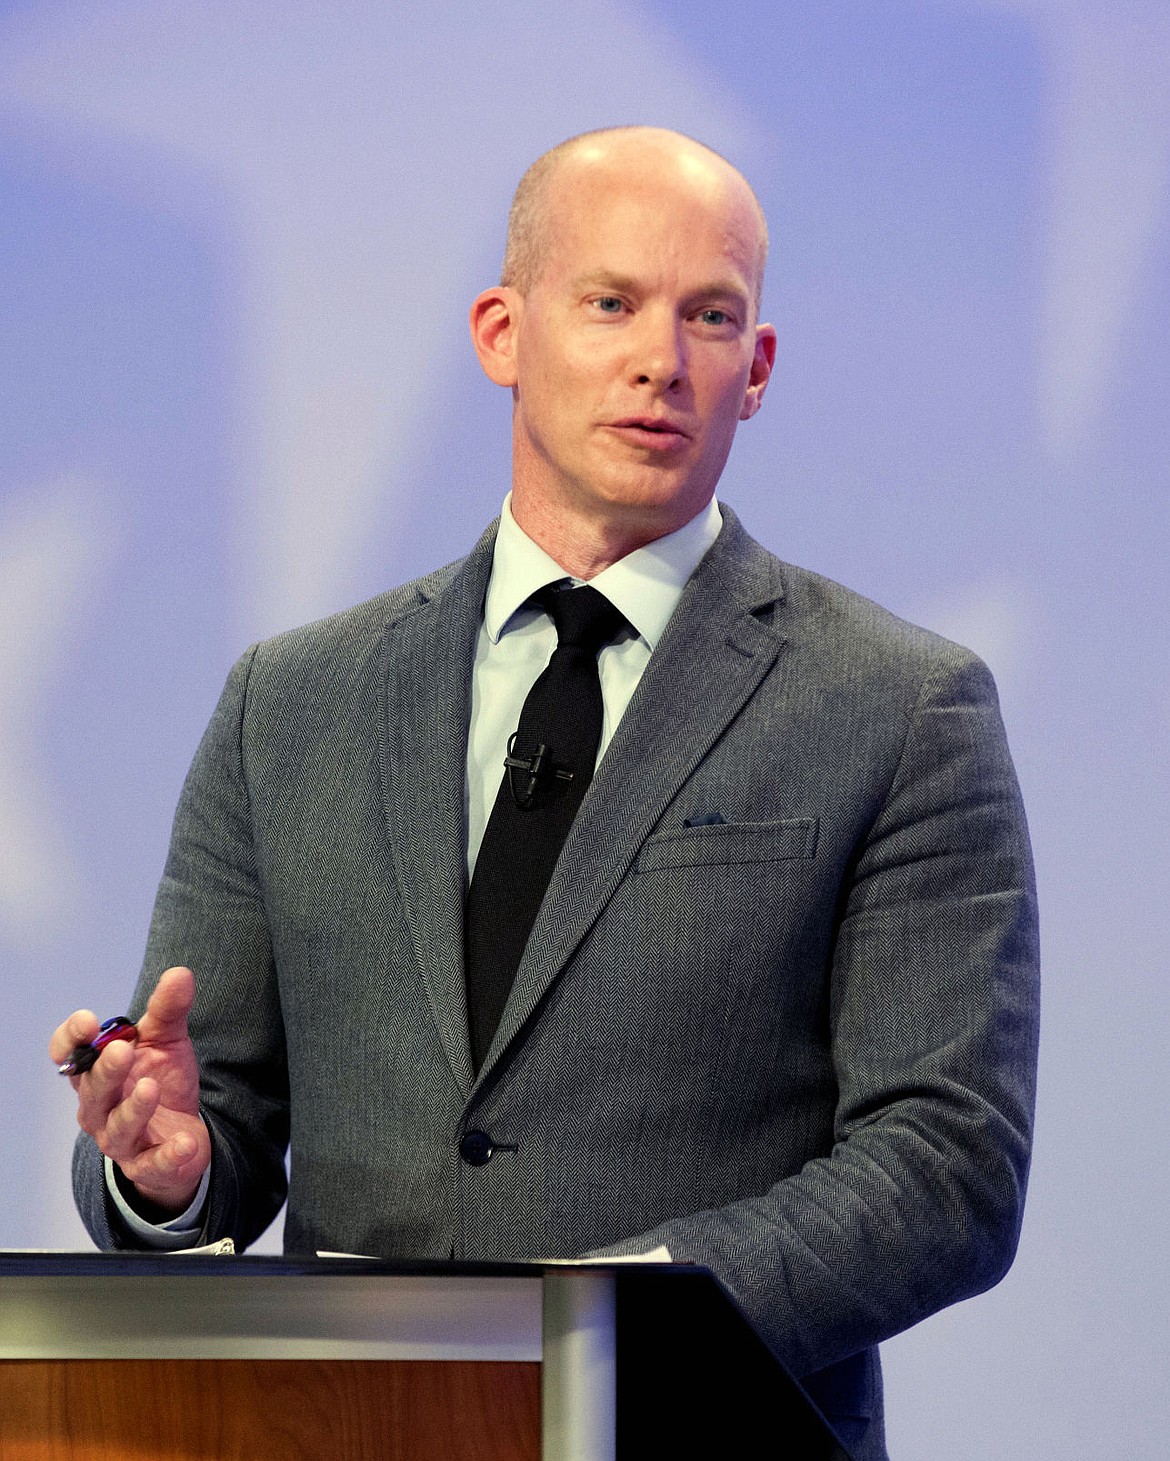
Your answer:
[98,1076,162,1165]
[136,966,196,1046]
[117,1117,210,1212]
[75,1038,141,1129]
[48,1010,100,1065]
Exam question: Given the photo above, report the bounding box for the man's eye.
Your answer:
[594,297,624,314]
[699,308,730,326]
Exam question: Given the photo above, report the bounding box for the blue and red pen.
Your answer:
[58,1016,138,1076]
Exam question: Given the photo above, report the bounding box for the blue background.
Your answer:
[2,2,1167,1453]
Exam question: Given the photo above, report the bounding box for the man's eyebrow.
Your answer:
[569,271,640,295]
[687,283,751,308]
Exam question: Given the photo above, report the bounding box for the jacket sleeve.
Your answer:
[72,646,290,1252]
[597,647,1040,1380]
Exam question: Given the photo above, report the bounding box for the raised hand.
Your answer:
[51,966,210,1215]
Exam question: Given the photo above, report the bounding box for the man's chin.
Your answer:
[587,479,714,534]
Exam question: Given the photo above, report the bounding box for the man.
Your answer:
[52,127,1039,1460]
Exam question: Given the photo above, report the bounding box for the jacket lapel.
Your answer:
[478,508,788,1081]
[380,523,497,1097]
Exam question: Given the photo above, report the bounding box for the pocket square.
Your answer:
[683,811,726,828]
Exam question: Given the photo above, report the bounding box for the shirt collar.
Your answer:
[483,494,723,649]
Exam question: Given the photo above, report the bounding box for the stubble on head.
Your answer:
[501,125,769,314]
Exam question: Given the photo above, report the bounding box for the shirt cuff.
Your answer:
[104,1156,210,1249]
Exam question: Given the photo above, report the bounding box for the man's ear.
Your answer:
[470,286,521,387]
[739,322,777,421]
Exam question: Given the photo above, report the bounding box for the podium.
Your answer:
[0,1254,853,1459]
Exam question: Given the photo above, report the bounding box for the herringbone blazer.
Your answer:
[75,506,1040,1461]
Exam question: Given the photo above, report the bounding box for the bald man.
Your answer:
[56,128,1039,1461]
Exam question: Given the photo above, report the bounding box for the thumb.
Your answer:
[136,966,196,1045]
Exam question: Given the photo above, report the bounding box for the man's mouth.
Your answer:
[608,416,691,442]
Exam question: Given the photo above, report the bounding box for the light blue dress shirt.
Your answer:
[468,493,721,873]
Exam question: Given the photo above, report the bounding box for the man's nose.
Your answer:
[631,312,686,390]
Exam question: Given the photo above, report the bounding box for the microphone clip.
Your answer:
[504,734,574,808]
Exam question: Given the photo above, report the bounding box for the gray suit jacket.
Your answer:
[76,507,1039,1460]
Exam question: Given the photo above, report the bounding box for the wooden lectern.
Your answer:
[0,1254,852,1459]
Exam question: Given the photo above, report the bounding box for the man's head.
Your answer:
[471,127,776,575]
[500,127,770,313]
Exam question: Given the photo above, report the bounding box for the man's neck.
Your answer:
[509,491,710,580]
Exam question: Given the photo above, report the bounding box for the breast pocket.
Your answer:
[634,817,819,873]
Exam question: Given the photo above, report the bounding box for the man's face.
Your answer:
[497,146,775,546]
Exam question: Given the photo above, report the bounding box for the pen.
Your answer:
[59,1016,138,1076]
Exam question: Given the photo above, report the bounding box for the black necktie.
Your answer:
[465,584,627,1072]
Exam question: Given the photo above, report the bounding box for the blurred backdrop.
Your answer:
[2,2,1167,1455]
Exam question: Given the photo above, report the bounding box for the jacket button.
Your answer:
[459,1130,494,1166]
